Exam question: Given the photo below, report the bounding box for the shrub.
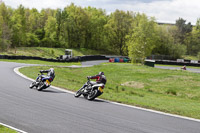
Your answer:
[166,89,177,96]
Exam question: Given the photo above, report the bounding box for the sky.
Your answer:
[3,0,200,25]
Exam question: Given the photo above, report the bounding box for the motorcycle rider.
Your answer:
[39,68,55,82]
[31,68,55,88]
[88,72,107,84]
[81,72,107,91]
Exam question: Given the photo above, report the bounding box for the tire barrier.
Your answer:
[0,55,108,62]
[79,55,108,61]
[109,57,130,63]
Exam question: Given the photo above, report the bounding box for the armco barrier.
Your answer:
[145,59,155,67]
[155,60,200,67]
[0,55,107,62]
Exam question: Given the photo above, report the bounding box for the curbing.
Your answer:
[14,66,200,124]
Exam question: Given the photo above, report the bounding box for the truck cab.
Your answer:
[62,49,73,59]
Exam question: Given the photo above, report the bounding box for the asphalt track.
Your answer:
[0,61,200,133]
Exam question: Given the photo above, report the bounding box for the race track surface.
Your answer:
[0,61,200,133]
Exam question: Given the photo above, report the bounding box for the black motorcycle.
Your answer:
[29,73,51,91]
[74,78,105,100]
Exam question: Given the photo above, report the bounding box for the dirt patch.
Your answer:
[121,81,144,89]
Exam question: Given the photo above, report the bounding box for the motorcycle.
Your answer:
[74,78,105,100]
[29,72,52,91]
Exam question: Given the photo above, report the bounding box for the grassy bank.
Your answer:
[0,125,17,133]
[20,63,200,119]
[0,47,115,59]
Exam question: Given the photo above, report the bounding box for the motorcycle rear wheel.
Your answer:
[87,89,98,100]
[37,82,45,91]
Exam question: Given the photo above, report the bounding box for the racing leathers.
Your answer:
[81,74,107,91]
[35,68,55,87]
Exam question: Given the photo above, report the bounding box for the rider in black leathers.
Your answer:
[81,72,106,90]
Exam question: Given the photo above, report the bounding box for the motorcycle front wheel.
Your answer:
[74,88,83,97]
[29,82,35,89]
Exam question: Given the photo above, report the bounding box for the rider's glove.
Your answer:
[87,76,91,79]
[40,70,43,73]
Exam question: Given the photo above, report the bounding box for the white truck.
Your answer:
[57,49,73,60]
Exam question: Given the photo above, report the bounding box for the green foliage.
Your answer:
[127,13,158,63]
[153,25,186,58]
[166,89,177,96]
[105,10,133,55]
[0,2,200,59]
[175,18,192,44]
[197,52,200,60]
[0,2,12,51]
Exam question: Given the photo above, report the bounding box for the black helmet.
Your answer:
[99,72,104,75]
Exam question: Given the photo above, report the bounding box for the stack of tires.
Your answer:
[109,58,129,63]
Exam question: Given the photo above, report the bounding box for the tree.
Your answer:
[63,4,90,48]
[175,18,192,44]
[43,16,57,47]
[105,10,134,55]
[0,2,12,51]
[127,13,158,63]
[10,5,27,47]
[84,7,107,50]
[152,25,186,59]
[185,18,200,55]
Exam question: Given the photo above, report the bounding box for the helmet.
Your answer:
[99,72,104,75]
[50,68,54,72]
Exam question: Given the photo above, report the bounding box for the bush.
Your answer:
[170,44,186,59]
[166,89,177,96]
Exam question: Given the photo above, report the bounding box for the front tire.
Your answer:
[74,88,83,97]
[29,82,35,89]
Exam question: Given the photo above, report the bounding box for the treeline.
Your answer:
[0,2,200,62]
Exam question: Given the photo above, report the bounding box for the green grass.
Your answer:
[156,64,200,69]
[19,63,200,119]
[0,59,81,66]
[183,55,199,61]
[0,47,115,59]
[0,125,17,133]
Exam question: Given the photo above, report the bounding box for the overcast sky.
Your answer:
[3,0,200,24]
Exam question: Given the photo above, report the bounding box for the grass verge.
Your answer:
[0,125,17,133]
[19,63,200,119]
